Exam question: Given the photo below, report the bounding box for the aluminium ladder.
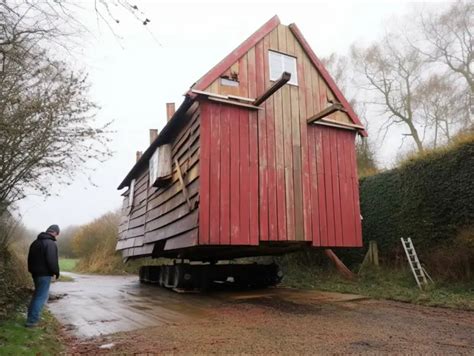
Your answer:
[400,238,431,289]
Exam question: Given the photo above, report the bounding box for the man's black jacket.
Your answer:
[27,232,60,278]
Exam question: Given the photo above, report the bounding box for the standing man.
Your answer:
[26,224,60,327]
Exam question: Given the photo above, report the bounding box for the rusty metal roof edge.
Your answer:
[117,94,195,190]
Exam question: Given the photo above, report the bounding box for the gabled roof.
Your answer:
[191,15,366,136]
[192,15,281,91]
[288,23,367,136]
[118,16,367,190]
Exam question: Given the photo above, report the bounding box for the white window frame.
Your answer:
[268,50,298,86]
[128,178,136,208]
[149,149,159,187]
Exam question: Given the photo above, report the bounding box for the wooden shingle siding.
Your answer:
[117,106,201,257]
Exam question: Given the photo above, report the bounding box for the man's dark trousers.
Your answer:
[26,276,52,326]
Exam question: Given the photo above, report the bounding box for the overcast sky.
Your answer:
[17,0,447,232]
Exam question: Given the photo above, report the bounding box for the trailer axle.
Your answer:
[139,262,283,291]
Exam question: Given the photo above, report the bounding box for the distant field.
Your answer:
[59,258,78,272]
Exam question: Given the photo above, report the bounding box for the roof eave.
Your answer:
[117,94,195,190]
[288,23,368,137]
[193,15,281,91]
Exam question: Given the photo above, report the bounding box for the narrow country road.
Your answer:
[49,272,214,338]
[49,273,474,354]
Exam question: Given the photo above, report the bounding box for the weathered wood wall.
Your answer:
[117,104,201,257]
[198,101,259,246]
[199,24,362,247]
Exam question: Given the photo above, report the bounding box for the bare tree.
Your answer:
[416,74,470,147]
[0,2,112,214]
[418,1,473,94]
[352,36,427,152]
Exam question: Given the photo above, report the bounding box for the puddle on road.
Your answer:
[48,273,367,339]
[48,273,219,338]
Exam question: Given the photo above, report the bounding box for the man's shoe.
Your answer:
[25,323,38,328]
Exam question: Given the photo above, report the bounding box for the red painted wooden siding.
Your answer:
[307,125,362,247]
[198,23,363,248]
[199,100,259,245]
[199,99,362,247]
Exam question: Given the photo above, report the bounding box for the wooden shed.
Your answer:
[116,16,366,262]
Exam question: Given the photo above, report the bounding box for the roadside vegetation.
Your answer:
[280,253,474,310]
[280,134,474,310]
[64,211,146,274]
[0,310,62,355]
[59,258,79,272]
[0,216,63,354]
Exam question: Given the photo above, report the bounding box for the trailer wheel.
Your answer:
[139,266,146,283]
[164,265,177,288]
[159,266,167,287]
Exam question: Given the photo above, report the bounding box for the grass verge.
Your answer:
[281,265,474,310]
[0,309,62,355]
[59,258,78,272]
[57,274,74,282]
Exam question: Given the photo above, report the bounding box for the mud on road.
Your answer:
[49,273,474,354]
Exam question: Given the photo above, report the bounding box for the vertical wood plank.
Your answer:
[330,129,343,246]
[316,126,328,246]
[339,131,352,246]
[239,53,249,98]
[343,131,355,246]
[256,39,269,242]
[279,25,295,241]
[322,127,335,246]
[247,46,259,245]
[285,26,296,56]
[239,108,250,245]
[199,101,211,245]
[296,40,312,242]
[229,105,240,245]
[310,65,321,116]
[319,76,328,114]
[209,102,221,245]
[288,28,303,241]
[220,105,231,245]
[291,85,303,241]
[277,24,287,53]
[304,52,315,123]
[272,28,287,241]
[208,80,219,95]
[237,53,249,245]
[282,83,295,242]
[265,32,278,241]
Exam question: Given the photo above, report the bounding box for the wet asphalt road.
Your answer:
[49,273,474,354]
[48,272,215,338]
[48,272,365,339]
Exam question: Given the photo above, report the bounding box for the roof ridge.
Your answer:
[193,15,280,91]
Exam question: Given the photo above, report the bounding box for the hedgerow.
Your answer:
[359,135,474,257]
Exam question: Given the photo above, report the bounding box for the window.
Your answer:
[269,50,298,86]
[149,149,159,187]
[220,77,239,87]
[149,144,172,187]
[128,179,135,208]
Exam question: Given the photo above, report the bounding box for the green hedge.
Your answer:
[359,138,474,254]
